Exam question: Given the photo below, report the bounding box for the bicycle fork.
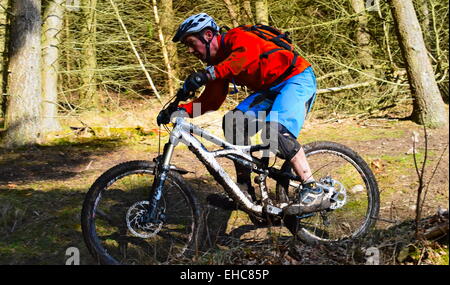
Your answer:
[144,142,175,224]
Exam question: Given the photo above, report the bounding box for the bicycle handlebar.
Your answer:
[156,88,193,125]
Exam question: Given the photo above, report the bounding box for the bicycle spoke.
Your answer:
[83,165,199,264]
[279,142,379,243]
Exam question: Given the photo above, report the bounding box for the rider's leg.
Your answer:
[225,67,318,208]
[290,147,315,183]
[261,68,330,214]
[262,121,330,214]
[222,110,261,200]
[261,122,313,183]
[207,110,258,210]
[263,66,317,184]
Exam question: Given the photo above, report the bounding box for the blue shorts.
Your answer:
[235,66,317,138]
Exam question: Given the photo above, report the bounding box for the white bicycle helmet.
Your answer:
[173,13,220,43]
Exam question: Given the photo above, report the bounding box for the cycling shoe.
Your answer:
[283,181,331,215]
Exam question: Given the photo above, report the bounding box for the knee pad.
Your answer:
[261,122,301,161]
[222,110,262,145]
[222,110,247,145]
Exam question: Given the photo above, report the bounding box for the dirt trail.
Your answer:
[0,117,448,264]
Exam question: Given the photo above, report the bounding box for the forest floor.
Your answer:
[0,101,448,265]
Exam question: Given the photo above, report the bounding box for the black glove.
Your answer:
[177,88,193,102]
[157,109,171,125]
[157,106,187,125]
[183,71,208,93]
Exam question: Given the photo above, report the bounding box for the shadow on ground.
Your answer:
[0,182,447,265]
[0,138,125,185]
[0,187,94,265]
[0,180,278,265]
[0,129,447,265]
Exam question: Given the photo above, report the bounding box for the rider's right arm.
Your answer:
[178,79,229,118]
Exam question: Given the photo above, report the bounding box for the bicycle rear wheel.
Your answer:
[279,141,379,244]
[81,160,203,264]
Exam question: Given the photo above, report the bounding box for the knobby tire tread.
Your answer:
[81,160,204,265]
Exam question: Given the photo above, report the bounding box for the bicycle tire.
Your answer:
[81,160,204,264]
[278,141,380,244]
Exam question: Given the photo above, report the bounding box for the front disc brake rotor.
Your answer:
[126,201,163,238]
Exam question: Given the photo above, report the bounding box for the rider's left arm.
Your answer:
[178,79,229,117]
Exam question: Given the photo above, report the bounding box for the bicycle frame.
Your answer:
[152,116,278,216]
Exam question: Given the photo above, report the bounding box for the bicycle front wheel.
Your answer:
[280,141,380,244]
[81,160,203,265]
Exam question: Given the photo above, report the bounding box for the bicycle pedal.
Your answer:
[265,204,283,216]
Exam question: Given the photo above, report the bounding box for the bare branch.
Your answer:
[108,0,162,103]
[317,81,375,94]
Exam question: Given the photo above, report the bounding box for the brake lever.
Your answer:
[156,88,192,126]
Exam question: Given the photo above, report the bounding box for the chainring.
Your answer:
[319,177,347,210]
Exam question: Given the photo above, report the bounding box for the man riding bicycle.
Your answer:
[172,13,330,215]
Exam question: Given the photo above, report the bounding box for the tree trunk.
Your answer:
[242,0,254,24]
[160,0,178,93]
[389,0,448,128]
[3,0,42,147]
[223,0,239,27]
[41,0,65,132]
[0,0,9,120]
[255,0,269,25]
[428,1,442,60]
[350,0,375,76]
[153,0,175,97]
[80,0,98,108]
[418,0,430,43]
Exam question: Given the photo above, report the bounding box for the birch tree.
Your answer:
[153,0,175,97]
[80,0,98,108]
[160,0,178,94]
[242,0,254,24]
[351,0,375,77]
[418,0,430,45]
[3,0,42,147]
[41,0,65,131]
[255,0,268,25]
[223,0,239,26]
[0,0,9,119]
[389,0,448,127]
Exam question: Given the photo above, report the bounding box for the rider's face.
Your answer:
[183,30,217,63]
[183,35,206,61]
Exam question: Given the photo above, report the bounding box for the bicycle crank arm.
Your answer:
[265,204,315,219]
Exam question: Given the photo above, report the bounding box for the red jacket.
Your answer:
[180,27,311,117]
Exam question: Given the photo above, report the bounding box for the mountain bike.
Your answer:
[81,88,380,265]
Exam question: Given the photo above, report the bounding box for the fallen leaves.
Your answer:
[370,158,385,174]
